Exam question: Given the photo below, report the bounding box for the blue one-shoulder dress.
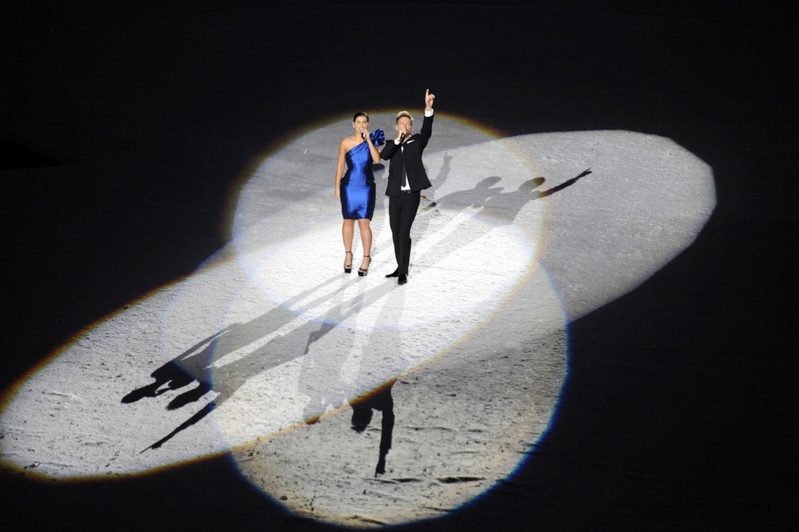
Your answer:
[340,130,384,220]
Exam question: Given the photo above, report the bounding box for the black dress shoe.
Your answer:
[398,274,407,285]
[385,269,399,278]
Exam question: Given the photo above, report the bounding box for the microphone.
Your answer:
[361,132,365,140]
[400,132,406,142]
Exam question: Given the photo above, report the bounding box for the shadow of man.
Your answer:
[413,169,592,274]
[350,382,395,476]
[123,274,395,451]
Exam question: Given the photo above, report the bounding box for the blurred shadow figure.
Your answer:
[432,175,503,210]
[122,275,394,451]
[473,169,592,220]
[410,169,591,278]
[120,325,235,408]
[299,287,367,425]
[350,382,395,476]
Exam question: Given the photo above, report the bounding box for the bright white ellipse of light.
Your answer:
[0,114,714,528]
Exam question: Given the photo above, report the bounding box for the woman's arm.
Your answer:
[366,134,381,163]
[334,140,346,198]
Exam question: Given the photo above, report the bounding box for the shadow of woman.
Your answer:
[339,272,407,477]
[122,273,395,451]
[412,169,592,275]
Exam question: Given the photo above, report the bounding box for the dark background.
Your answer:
[1,1,797,530]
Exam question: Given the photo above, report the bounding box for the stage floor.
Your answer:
[1,1,796,530]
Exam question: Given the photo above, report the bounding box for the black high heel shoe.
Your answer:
[358,255,371,277]
[344,251,353,273]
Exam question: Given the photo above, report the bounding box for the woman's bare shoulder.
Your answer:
[340,136,359,150]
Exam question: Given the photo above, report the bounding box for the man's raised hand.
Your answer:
[425,88,435,111]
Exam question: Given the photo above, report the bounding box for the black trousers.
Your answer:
[388,191,420,276]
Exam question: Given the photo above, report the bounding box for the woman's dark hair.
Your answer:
[353,111,369,122]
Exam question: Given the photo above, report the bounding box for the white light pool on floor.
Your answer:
[0,114,714,528]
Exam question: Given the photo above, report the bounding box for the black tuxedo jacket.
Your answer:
[380,113,434,197]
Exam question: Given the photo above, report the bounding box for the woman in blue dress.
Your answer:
[335,112,383,276]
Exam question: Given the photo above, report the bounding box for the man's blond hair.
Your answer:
[395,111,414,125]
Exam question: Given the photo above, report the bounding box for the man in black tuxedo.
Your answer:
[380,89,436,285]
